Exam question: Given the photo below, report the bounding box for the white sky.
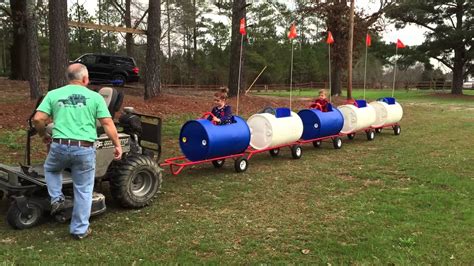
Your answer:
[68,0,428,46]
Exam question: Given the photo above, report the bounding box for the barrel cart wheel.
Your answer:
[366,130,375,141]
[7,199,44,230]
[291,145,302,159]
[212,159,225,168]
[269,148,280,157]
[234,157,248,173]
[375,128,382,133]
[393,125,401,135]
[347,133,356,140]
[312,140,322,148]
[332,137,342,149]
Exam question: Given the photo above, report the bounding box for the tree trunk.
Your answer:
[26,0,42,99]
[144,0,161,100]
[125,0,134,57]
[10,0,28,80]
[228,0,246,97]
[48,0,68,90]
[193,0,197,87]
[166,0,172,85]
[451,47,464,95]
[332,66,342,96]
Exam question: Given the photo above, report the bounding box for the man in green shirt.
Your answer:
[33,63,122,240]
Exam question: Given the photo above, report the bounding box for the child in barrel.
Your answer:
[310,89,329,112]
[209,88,233,125]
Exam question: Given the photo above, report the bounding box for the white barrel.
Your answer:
[247,111,303,150]
[338,104,377,134]
[369,101,403,127]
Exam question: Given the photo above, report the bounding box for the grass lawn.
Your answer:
[0,90,473,264]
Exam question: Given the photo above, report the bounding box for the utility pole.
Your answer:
[347,0,355,100]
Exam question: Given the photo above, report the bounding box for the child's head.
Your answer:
[318,89,327,100]
[214,87,229,107]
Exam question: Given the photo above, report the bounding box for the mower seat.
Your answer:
[98,87,124,119]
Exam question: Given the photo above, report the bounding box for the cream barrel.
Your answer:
[338,100,377,134]
[247,108,303,150]
[369,97,403,127]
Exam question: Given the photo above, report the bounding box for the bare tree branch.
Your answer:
[432,56,454,70]
[111,0,125,16]
[0,5,12,17]
[133,8,149,29]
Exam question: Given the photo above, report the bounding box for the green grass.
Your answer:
[0,92,473,264]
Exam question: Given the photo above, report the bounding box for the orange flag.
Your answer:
[366,33,371,47]
[396,39,405,48]
[239,18,246,35]
[326,31,334,44]
[288,24,297,39]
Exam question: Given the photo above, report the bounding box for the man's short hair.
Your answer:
[66,64,89,81]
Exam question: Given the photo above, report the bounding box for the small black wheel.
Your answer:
[347,133,355,140]
[234,157,248,173]
[269,148,280,157]
[332,137,342,149]
[375,128,382,133]
[393,125,401,135]
[112,74,126,87]
[366,130,375,141]
[7,200,43,230]
[212,159,225,168]
[312,140,322,148]
[291,145,302,159]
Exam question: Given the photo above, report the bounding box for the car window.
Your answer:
[80,55,96,64]
[111,57,134,66]
[96,56,111,64]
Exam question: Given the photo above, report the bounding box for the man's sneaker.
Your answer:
[50,199,65,215]
[72,228,92,240]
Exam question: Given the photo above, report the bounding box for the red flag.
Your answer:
[396,39,405,48]
[366,33,371,47]
[288,24,297,39]
[239,18,246,35]
[326,31,334,44]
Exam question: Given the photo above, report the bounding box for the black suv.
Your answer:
[71,53,140,86]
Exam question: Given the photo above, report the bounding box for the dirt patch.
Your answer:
[429,92,474,100]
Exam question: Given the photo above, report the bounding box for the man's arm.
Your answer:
[99,117,122,160]
[32,111,51,143]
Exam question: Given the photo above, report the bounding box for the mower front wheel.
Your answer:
[111,155,162,208]
[7,200,43,230]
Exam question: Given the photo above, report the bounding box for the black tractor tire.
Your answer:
[347,133,356,140]
[212,159,225,168]
[7,200,43,230]
[393,125,401,135]
[234,157,248,173]
[291,145,302,159]
[269,148,280,157]
[110,155,162,208]
[332,137,343,149]
[313,140,322,148]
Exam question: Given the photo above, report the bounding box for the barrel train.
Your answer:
[161,97,403,175]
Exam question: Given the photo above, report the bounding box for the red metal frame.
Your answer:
[244,142,300,160]
[160,153,246,176]
[297,134,341,145]
[371,122,400,131]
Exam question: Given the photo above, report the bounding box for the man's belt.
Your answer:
[52,138,94,147]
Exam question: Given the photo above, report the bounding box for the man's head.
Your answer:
[66,63,89,86]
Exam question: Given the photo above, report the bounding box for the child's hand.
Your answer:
[212,117,221,123]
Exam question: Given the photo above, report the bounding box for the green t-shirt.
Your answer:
[37,84,111,142]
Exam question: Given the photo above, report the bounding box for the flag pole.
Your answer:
[237,33,244,116]
[328,44,332,103]
[363,39,368,100]
[392,45,398,98]
[290,39,294,110]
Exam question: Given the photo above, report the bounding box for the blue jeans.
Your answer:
[44,142,96,235]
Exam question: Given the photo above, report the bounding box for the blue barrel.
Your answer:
[179,116,251,161]
[297,104,344,140]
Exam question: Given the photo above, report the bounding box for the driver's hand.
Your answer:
[114,145,123,160]
[212,117,220,123]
